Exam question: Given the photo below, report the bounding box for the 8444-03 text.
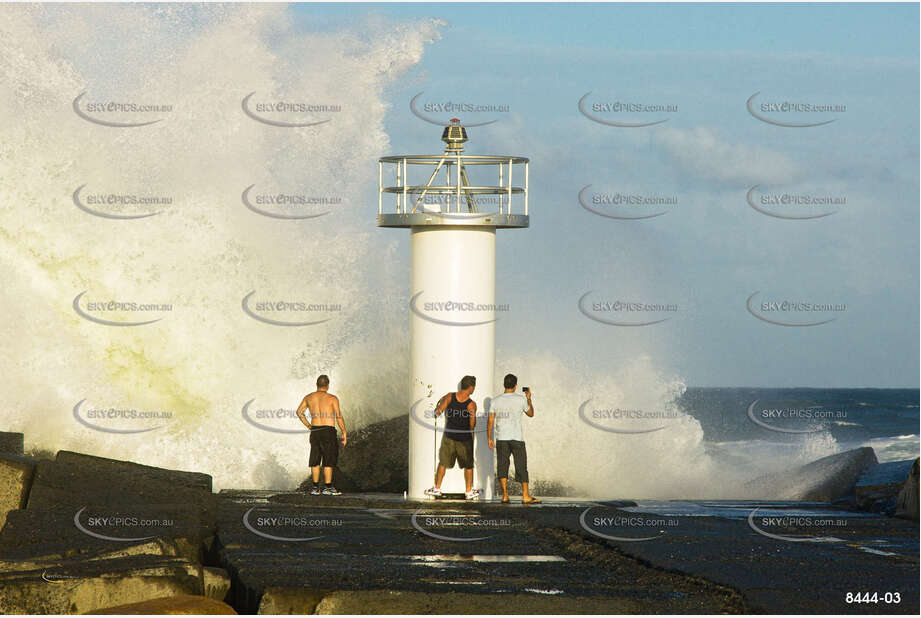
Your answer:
[845,592,901,605]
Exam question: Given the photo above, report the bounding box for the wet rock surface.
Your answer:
[0,506,205,563]
[745,447,879,501]
[214,492,743,614]
[856,459,917,515]
[562,502,920,615]
[212,490,919,615]
[0,453,36,530]
[0,562,203,614]
[27,452,214,512]
[895,458,919,521]
[92,593,237,614]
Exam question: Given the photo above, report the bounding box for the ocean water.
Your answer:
[500,375,919,500]
[681,387,920,466]
[0,6,916,500]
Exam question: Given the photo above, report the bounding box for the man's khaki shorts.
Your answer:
[438,436,474,469]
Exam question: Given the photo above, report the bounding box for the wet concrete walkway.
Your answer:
[214,491,918,614]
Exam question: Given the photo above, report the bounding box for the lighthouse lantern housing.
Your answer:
[378,119,529,228]
[377,120,531,500]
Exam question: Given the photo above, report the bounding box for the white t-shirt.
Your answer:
[491,392,530,442]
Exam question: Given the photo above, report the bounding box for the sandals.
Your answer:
[522,497,542,504]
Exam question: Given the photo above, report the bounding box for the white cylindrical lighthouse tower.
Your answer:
[378,119,529,500]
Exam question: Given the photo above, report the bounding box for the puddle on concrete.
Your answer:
[404,554,566,563]
[430,581,488,585]
[624,500,878,520]
[859,547,898,557]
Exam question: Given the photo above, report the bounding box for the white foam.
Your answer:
[0,4,440,490]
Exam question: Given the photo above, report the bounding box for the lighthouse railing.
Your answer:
[378,154,529,217]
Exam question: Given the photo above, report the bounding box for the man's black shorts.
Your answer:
[309,426,339,467]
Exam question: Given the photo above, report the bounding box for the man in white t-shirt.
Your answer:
[487,373,539,504]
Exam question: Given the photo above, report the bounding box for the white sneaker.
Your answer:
[465,489,481,500]
[424,486,442,497]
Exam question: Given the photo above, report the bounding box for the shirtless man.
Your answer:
[295,374,347,496]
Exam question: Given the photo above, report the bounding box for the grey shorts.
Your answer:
[496,440,528,483]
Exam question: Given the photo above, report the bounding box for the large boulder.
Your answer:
[92,594,236,614]
[895,458,919,521]
[744,447,879,501]
[25,452,216,546]
[855,459,916,515]
[0,432,24,455]
[54,451,211,491]
[0,539,201,573]
[0,453,37,530]
[310,590,683,614]
[0,450,229,613]
[0,505,205,564]
[0,557,204,614]
[257,588,327,614]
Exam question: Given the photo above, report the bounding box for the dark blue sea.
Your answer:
[677,387,919,464]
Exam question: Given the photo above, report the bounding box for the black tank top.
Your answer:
[443,393,474,442]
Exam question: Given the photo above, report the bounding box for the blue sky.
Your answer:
[294,3,918,58]
[293,3,919,387]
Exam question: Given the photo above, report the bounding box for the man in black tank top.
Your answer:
[424,375,480,500]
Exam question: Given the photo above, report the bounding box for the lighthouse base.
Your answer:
[407,224,497,501]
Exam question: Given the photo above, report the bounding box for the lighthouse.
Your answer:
[378,119,530,500]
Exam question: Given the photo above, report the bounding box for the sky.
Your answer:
[281,2,920,388]
[294,2,918,59]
